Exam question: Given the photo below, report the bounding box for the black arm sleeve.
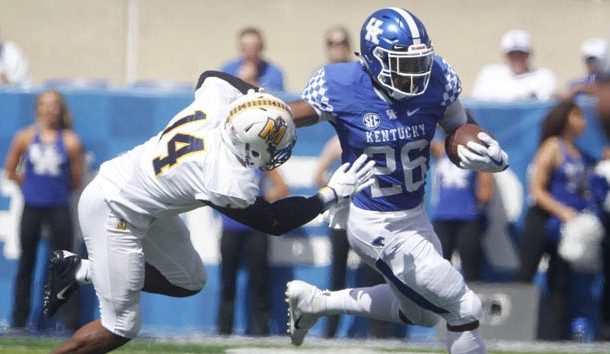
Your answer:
[204,195,325,236]
[445,108,479,154]
[195,70,259,94]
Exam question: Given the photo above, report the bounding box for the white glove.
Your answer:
[319,198,350,229]
[317,154,376,209]
[457,132,509,172]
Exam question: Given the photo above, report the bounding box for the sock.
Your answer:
[322,284,404,324]
[446,328,487,354]
[75,259,92,285]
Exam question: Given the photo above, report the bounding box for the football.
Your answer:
[446,124,487,165]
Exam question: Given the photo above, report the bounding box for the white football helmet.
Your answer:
[222,91,296,171]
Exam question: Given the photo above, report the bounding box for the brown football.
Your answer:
[446,124,487,165]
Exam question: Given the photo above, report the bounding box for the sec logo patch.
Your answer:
[362,112,380,130]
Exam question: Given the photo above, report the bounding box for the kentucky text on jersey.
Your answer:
[366,123,427,143]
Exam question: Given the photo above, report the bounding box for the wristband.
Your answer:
[316,186,338,210]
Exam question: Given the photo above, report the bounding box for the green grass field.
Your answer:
[1,336,610,354]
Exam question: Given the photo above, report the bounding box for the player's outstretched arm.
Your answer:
[205,154,375,235]
[287,100,320,128]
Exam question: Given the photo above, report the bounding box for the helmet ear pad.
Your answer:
[223,92,296,171]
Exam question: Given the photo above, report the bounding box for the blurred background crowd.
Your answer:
[1,0,610,345]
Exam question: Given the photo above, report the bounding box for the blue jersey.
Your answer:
[220,59,285,92]
[432,156,479,221]
[548,141,587,210]
[21,130,71,206]
[544,140,589,242]
[302,57,461,211]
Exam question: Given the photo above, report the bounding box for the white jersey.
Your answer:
[470,64,557,101]
[95,77,259,228]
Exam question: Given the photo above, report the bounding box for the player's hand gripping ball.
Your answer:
[445,124,486,165]
[446,124,509,172]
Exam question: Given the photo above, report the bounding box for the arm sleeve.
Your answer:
[195,70,259,94]
[438,99,468,134]
[203,195,325,236]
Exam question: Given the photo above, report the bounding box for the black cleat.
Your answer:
[43,250,81,317]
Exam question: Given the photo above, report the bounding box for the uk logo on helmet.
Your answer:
[365,18,384,44]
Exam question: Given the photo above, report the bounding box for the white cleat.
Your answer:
[285,280,323,346]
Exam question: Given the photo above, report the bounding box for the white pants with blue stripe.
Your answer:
[347,202,483,327]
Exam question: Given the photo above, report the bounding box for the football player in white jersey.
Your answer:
[42,71,375,354]
[285,8,509,354]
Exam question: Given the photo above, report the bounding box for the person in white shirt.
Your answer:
[471,29,557,101]
[0,30,30,86]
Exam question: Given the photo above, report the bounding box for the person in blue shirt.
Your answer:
[430,135,493,282]
[220,27,284,92]
[516,100,592,340]
[563,38,607,99]
[284,7,509,353]
[4,90,84,330]
[217,169,289,336]
[596,34,610,341]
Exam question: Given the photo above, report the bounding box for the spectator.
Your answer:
[597,35,610,139]
[430,136,493,282]
[324,26,352,64]
[217,169,289,336]
[595,34,610,340]
[515,100,590,340]
[562,38,607,99]
[4,90,84,330]
[313,135,393,339]
[220,27,284,92]
[471,29,557,101]
[0,27,31,86]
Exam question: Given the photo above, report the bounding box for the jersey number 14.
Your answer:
[153,110,206,176]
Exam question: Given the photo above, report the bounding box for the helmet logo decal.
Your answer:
[365,17,384,45]
[258,116,288,145]
[363,112,381,130]
[408,44,427,52]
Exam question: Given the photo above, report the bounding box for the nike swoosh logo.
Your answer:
[407,108,420,117]
[490,156,504,166]
[56,284,73,300]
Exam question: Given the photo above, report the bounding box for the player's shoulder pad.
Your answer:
[324,62,365,87]
[195,70,260,94]
[302,62,363,113]
[431,56,462,107]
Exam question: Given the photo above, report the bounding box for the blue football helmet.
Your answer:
[359,7,435,100]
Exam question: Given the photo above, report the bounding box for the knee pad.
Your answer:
[446,289,483,329]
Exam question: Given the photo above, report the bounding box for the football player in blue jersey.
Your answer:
[285,8,509,354]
